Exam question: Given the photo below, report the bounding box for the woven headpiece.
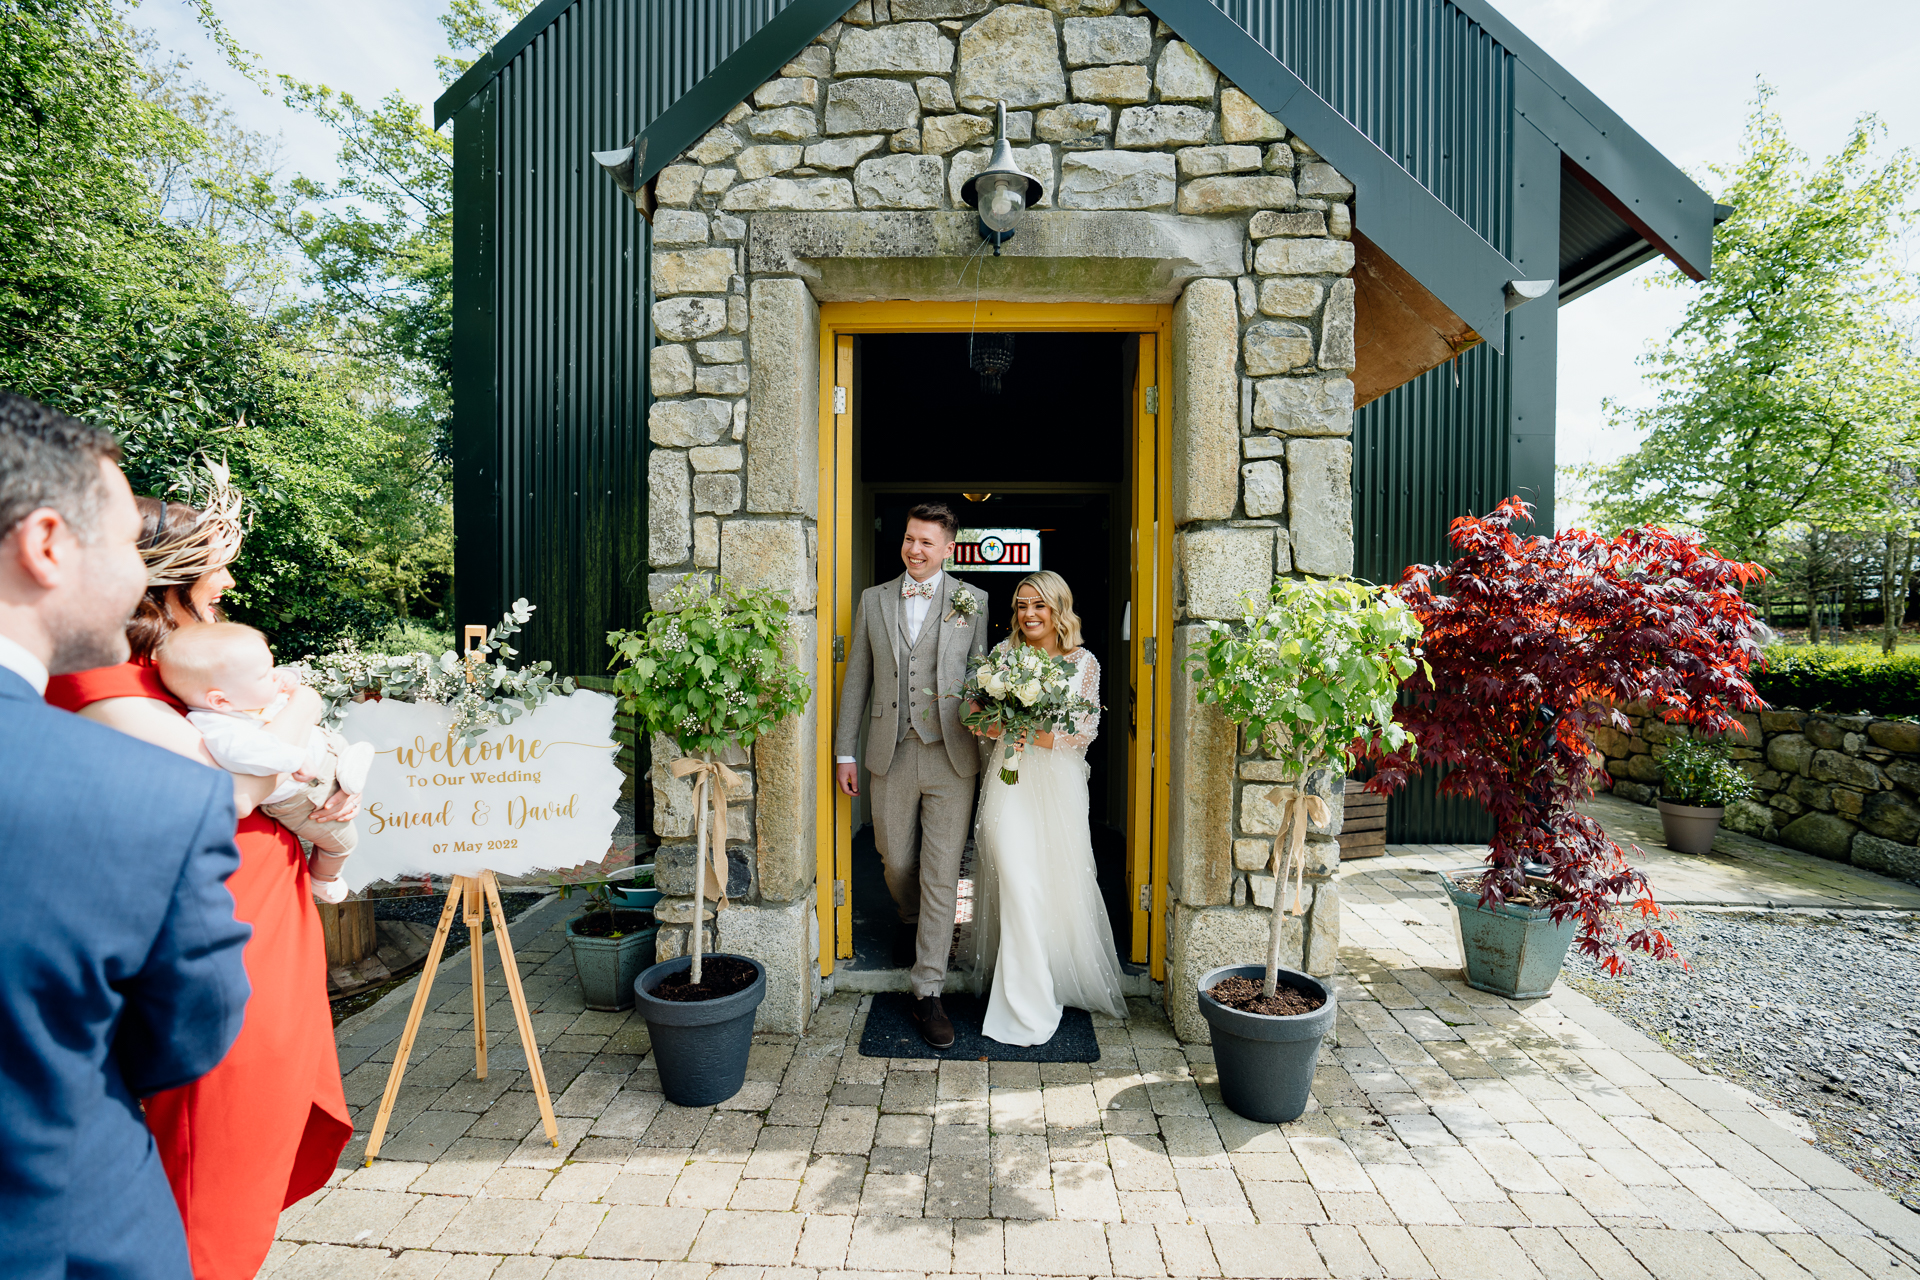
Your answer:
[144,455,248,587]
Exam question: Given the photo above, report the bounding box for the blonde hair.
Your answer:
[1012,570,1083,650]
[153,621,273,705]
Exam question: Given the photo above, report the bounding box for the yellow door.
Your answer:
[814,303,1172,979]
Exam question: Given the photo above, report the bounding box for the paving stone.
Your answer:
[928,1155,991,1217]
[583,1204,705,1259]
[1357,1222,1438,1278]
[1366,1164,1462,1224]
[797,1154,868,1214]
[285,1188,420,1245]
[1157,1222,1223,1276]
[434,1199,561,1254]
[954,1217,1006,1273]
[1407,1224,1544,1280]
[1053,1160,1124,1221]
[410,1137,518,1195]
[687,1209,804,1265]
[534,1203,606,1256]
[1244,1180,1326,1224]
[1633,1185,1737,1232]
[1611,1227,1761,1280]
[669,1161,742,1209]
[1291,1137,1373,1194]
[818,1105,880,1154]
[845,1214,953,1271]
[1205,1223,1326,1278]
[796,1212,854,1269]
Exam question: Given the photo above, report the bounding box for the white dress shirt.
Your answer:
[0,633,50,695]
[838,571,944,765]
[902,569,942,643]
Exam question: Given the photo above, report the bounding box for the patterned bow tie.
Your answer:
[902,577,937,601]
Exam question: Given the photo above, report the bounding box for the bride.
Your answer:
[968,570,1128,1045]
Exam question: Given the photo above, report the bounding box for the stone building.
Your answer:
[435,0,1722,1035]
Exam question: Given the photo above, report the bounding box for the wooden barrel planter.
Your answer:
[319,899,378,969]
[1338,779,1388,860]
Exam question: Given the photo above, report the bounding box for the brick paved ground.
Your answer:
[270,818,1920,1279]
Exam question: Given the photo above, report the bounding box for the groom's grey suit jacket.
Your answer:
[835,572,989,779]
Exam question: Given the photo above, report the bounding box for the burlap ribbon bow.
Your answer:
[1268,784,1331,917]
[669,754,743,908]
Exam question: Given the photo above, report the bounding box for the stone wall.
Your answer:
[640,0,1359,1038]
[1599,707,1920,883]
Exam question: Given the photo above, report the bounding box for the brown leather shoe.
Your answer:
[911,995,956,1050]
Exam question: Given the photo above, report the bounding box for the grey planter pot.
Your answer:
[1656,800,1724,855]
[1438,870,1578,1000]
[565,912,657,1011]
[635,953,766,1107]
[1197,964,1337,1124]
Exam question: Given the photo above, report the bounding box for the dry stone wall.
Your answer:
[1600,706,1920,883]
[641,0,1359,1038]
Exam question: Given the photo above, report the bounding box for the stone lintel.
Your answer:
[745,210,1242,302]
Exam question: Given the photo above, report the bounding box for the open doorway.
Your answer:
[839,330,1139,979]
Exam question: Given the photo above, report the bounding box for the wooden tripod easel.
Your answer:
[363,869,560,1161]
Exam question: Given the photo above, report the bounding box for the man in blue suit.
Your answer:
[0,393,254,1280]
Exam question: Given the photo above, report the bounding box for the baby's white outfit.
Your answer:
[187,695,373,903]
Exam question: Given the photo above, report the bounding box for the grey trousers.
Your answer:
[869,735,976,997]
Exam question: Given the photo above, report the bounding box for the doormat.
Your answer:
[857,992,1100,1063]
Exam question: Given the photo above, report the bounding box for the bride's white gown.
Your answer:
[969,644,1128,1045]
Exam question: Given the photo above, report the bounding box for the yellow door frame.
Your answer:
[814,300,1175,982]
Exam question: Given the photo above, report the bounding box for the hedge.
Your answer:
[1751,646,1920,718]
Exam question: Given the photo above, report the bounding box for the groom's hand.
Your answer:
[836,763,860,797]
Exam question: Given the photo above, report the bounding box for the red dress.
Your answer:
[48,660,352,1280]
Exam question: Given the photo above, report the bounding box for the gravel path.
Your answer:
[1567,909,1920,1210]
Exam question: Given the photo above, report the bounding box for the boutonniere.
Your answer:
[944,586,980,626]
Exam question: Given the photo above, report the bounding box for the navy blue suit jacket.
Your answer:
[0,666,252,1280]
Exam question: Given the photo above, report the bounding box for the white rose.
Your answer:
[1014,680,1042,707]
[984,672,1009,698]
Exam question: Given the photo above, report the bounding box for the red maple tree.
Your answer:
[1365,498,1767,974]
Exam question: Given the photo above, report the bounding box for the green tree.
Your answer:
[1583,90,1920,592]
[0,0,456,649]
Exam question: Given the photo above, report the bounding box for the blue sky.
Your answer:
[139,0,1920,510]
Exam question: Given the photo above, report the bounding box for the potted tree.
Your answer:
[1657,737,1756,854]
[608,581,811,1106]
[1368,498,1766,998]
[1188,577,1423,1123]
[556,879,658,1011]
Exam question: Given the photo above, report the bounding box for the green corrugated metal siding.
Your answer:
[460,0,801,677]
[1215,0,1517,842]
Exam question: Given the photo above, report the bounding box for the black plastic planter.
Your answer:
[1198,964,1337,1124]
[634,953,766,1107]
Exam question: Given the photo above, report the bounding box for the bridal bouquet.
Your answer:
[959,644,1098,784]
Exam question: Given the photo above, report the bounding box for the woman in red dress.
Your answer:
[48,486,352,1280]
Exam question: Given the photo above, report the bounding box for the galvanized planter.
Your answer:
[566,911,658,1011]
[1656,800,1724,856]
[1437,869,1578,1000]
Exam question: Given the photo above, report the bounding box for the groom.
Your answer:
[835,502,989,1048]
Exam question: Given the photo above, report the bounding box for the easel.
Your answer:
[363,626,560,1161]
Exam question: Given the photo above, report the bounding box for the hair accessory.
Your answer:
[144,453,248,587]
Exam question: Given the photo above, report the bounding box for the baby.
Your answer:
[155,622,374,904]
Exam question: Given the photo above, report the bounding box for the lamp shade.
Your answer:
[958,103,1042,240]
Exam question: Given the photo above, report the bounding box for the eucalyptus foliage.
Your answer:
[608,583,813,757]
[299,598,575,745]
[1189,577,1424,774]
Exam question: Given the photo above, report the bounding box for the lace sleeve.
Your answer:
[1052,651,1101,753]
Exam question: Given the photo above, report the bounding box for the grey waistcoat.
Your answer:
[897,604,943,745]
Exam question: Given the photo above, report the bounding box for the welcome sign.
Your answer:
[335,689,625,889]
